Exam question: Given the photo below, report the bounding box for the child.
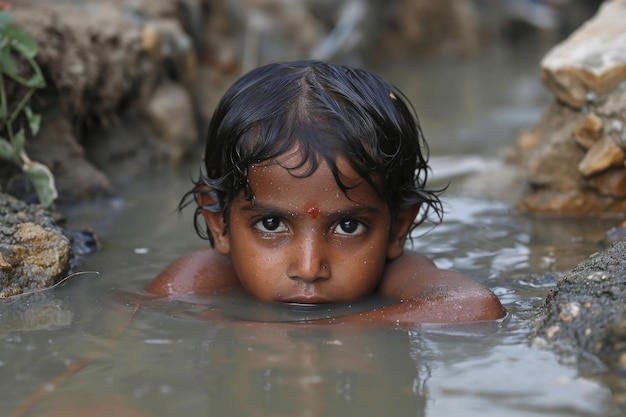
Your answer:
[146,60,506,325]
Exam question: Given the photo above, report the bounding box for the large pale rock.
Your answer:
[541,0,626,108]
[515,10,626,215]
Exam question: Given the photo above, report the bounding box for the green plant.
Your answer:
[0,10,57,207]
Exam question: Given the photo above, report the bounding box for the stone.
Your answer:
[515,3,626,215]
[573,112,603,149]
[515,187,626,214]
[558,301,581,322]
[586,168,626,198]
[522,102,586,189]
[24,112,112,202]
[578,136,625,176]
[532,239,626,376]
[144,82,199,165]
[540,0,626,108]
[14,223,70,277]
[0,193,71,298]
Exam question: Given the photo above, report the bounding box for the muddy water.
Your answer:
[2,47,626,416]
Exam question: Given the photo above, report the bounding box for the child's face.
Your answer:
[204,148,413,303]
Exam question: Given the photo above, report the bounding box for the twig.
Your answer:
[2,271,100,299]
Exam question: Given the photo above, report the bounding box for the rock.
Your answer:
[24,112,113,202]
[578,136,625,176]
[531,239,626,380]
[520,102,586,190]
[540,0,626,108]
[516,187,626,214]
[514,1,626,215]
[144,82,199,165]
[0,193,71,298]
[516,98,626,213]
[573,112,603,149]
[586,168,626,198]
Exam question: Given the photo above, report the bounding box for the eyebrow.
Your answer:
[239,201,383,218]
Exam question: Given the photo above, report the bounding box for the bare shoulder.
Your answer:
[378,251,506,322]
[145,249,238,297]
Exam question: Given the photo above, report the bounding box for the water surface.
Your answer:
[2,48,624,416]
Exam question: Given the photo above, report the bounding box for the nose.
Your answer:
[287,233,330,283]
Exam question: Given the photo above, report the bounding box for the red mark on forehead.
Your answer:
[305,204,319,219]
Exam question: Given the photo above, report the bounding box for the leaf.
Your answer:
[13,127,25,154]
[23,161,58,208]
[0,136,12,159]
[0,47,18,76]
[25,106,40,136]
[0,11,12,31]
[25,72,45,88]
[6,26,37,58]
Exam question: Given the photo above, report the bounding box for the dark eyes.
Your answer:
[255,217,287,233]
[253,217,366,236]
[335,219,364,235]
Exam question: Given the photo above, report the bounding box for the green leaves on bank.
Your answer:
[0,10,56,208]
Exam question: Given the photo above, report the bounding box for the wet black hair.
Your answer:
[184,60,443,245]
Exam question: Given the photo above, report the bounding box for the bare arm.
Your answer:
[145,249,238,297]
[331,251,506,325]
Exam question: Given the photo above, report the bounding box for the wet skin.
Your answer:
[211,152,401,304]
[147,150,506,325]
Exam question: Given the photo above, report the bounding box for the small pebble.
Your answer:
[546,325,560,339]
[586,271,609,282]
[559,302,581,322]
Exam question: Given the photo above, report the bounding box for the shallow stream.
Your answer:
[2,46,625,416]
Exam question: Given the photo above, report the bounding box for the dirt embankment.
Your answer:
[3,0,232,203]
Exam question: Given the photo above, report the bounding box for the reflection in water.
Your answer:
[0,291,73,334]
[196,322,429,417]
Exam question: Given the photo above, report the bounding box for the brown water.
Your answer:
[2,47,625,416]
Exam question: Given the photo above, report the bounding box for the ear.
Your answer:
[387,204,419,260]
[197,189,231,255]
